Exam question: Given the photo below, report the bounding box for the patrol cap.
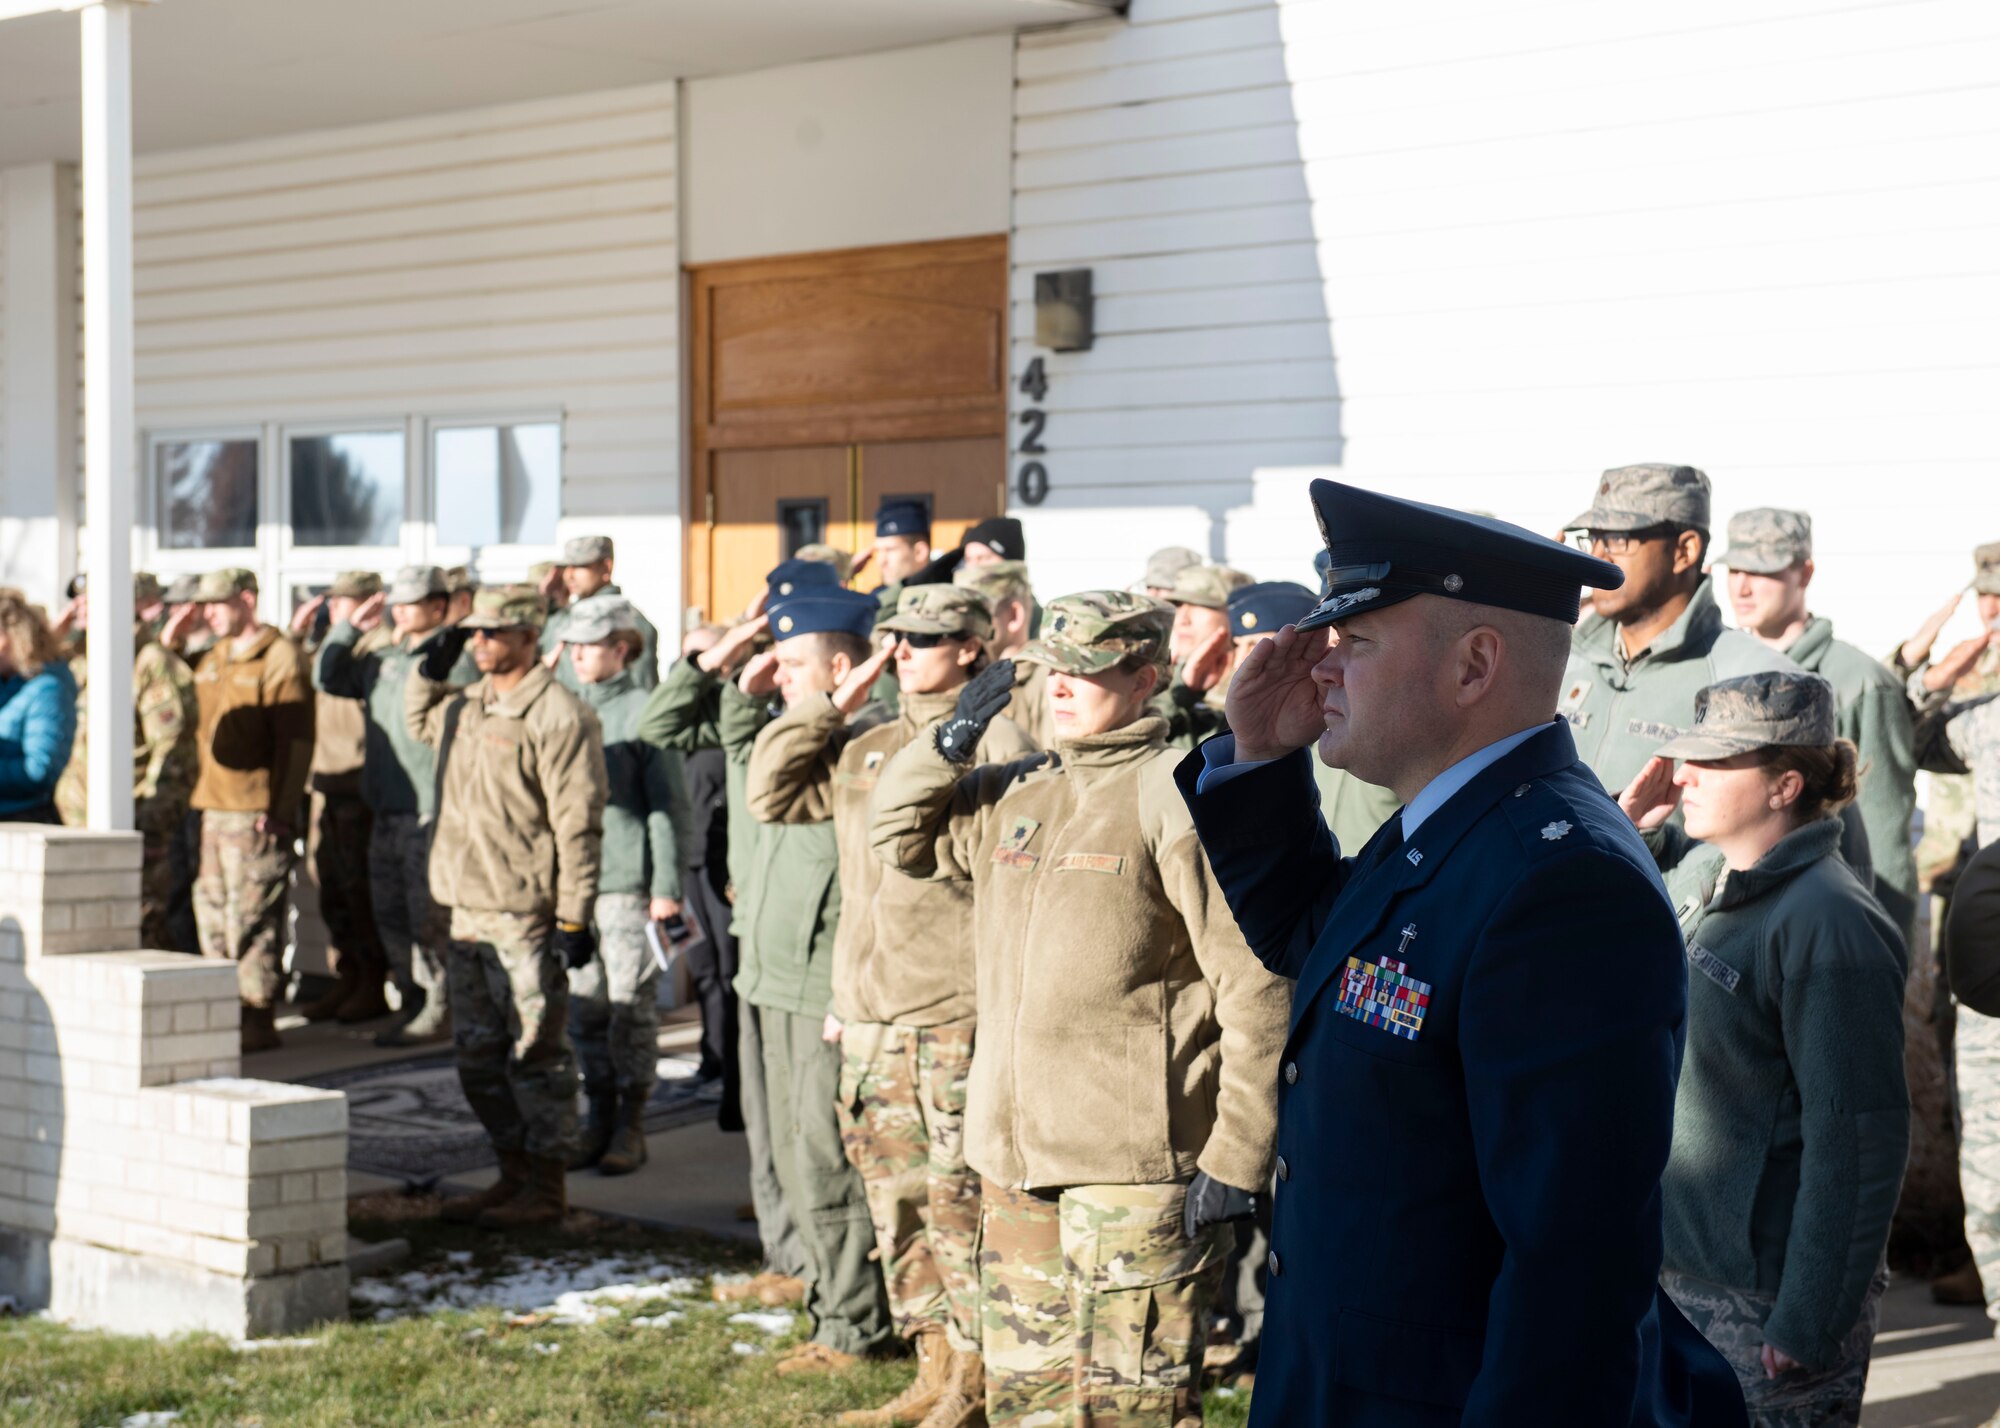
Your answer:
[1652,670,1837,762]
[795,543,854,584]
[442,566,474,594]
[387,565,449,606]
[1140,545,1203,592]
[192,567,258,602]
[1975,540,2000,596]
[766,557,841,601]
[1302,479,1622,630]
[327,570,384,600]
[1945,841,2000,1016]
[954,559,1032,605]
[526,560,556,585]
[1567,463,1712,534]
[562,593,640,645]
[559,535,614,567]
[164,574,201,606]
[879,584,993,640]
[1720,508,1812,575]
[963,516,1026,561]
[1018,590,1172,675]
[1228,581,1318,638]
[876,500,929,540]
[133,572,163,607]
[768,589,879,643]
[1166,564,1252,611]
[457,584,548,631]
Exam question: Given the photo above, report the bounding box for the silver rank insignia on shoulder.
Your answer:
[1541,821,1573,841]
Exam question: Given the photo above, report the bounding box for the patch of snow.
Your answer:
[112,1414,182,1428]
[631,1311,685,1329]
[531,1342,561,1356]
[730,1342,763,1356]
[726,1311,794,1336]
[351,1251,707,1322]
[230,1338,319,1353]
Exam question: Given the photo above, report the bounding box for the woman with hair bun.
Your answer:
[1620,668,1908,1428]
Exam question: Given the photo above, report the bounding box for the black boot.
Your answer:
[597,1089,651,1176]
[569,1087,617,1171]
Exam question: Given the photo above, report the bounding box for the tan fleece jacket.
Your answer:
[189,626,316,817]
[870,714,1288,1194]
[406,663,607,926]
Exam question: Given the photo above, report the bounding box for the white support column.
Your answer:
[0,163,80,609]
[79,0,136,832]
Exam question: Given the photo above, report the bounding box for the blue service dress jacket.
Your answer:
[1176,720,1747,1428]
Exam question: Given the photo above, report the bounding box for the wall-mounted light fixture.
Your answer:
[1033,268,1094,352]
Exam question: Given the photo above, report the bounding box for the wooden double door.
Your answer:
[688,236,1009,620]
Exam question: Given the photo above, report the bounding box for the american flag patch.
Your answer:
[1336,956,1432,1041]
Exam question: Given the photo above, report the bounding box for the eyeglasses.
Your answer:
[1570,526,1677,555]
[897,631,955,650]
[467,628,520,641]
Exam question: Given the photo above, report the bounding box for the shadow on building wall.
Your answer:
[0,914,59,1311]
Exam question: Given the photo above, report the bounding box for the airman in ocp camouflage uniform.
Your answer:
[871,590,1289,1428]
[55,572,198,951]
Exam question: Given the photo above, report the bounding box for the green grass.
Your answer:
[0,1192,1256,1426]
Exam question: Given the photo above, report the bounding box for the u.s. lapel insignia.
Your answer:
[992,815,1042,870]
[1541,821,1572,841]
[1336,955,1431,1041]
[1405,848,1422,866]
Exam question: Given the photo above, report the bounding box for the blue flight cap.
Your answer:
[767,589,880,643]
[876,500,930,540]
[1228,581,1319,638]
[1301,479,1622,630]
[766,558,840,601]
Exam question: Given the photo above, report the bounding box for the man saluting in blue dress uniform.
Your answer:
[1175,480,1748,1427]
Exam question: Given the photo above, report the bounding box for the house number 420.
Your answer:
[1015,359,1051,506]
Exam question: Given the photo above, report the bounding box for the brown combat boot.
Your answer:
[334,968,392,1023]
[569,1088,617,1172]
[440,1148,530,1224]
[838,1326,952,1426]
[295,963,359,1023]
[239,1003,283,1053]
[1934,1260,1986,1305]
[756,1273,808,1307]
[596,1091,650,1176]
[914,1352,986,1428]
[476,1154,568,1230]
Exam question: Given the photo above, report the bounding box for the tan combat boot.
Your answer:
[596,1090,650,1176]
[915,1351,986,1428]
[439,1148,530,1224]
[772,1341,860,1377]
[755,1273,807,1307]
[837,1326,952,1426]
[239,1003,283,1053]
[476,1154,568,1230]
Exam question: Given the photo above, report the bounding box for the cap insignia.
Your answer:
[1443,574,1464,593]
[1242,612,1259,629]
[778,582,793,596]
[1313,587,1381,621]
[777,615,795,633]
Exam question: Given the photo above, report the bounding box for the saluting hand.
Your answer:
[832,635,896,715]
[290,594,326,634]
[1180,626,1233,694]
[351,591,386,632]
[738,648,781,698]
[700,614,769,676]
[1224,622,1329,763]
[1618,756,1681,831]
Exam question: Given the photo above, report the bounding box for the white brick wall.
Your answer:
[0,825,349,1335]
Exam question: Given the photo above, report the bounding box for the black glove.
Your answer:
[906,545,965,587]
[419,626,474,681]
[555,921,597,971]
[1183,1171,1258,1239]
[934,659,1016,764]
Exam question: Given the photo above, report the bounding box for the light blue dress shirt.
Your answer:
[1194,722,1548,839]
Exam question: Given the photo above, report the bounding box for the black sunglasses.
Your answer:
[897,631,959,650]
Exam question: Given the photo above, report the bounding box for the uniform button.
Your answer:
[1276,1155,1290,1182]
[1268,1250,1282,1277]
[1284,1061,1298,1086]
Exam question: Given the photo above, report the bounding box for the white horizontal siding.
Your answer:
[1011,0,2000,658]
[131,83,681,628]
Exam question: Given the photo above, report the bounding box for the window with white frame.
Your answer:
[288,430,405,548]
[431,420,561,549]
[153,435,260,549]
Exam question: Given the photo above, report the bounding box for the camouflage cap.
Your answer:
[1167,564,1253,611]
[133,572,163,607]
[386,564,448,605]
[327,569,384,600]
[526,560,556,585]
[1720,508,1812,575]
[559,535,613,567]
[1975,540,2000,596]
[795,543,854,584]
[1018,590,1172,674]
[163,574,201,606]
[879,584,993,640]
[1140,545,1203,592]
[456,583,548,632]
[1654,669,1837,762]
[954,559,1033,605]
[442,566,474,594]
[561,593,640,645]
[1568,463,1711,533]
[191,567,257,602]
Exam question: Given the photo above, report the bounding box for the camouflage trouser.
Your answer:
[1959,1004,2000,1328]
[193,810,293,1008]
[836,1021,981,1352]
[567,892,659,1097]
[980,1178,1228,1428]
[447,907,578,1162]
[137,818,180,952]
[1662,1267,1888,1427]
[308,790,382,979]
[369,811,449,1008]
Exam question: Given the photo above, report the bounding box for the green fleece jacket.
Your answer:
[1650,817,1908,1370]
[1781,616,1918,930]
[638,658,769,929]
[575,669,692,900]
[315,620,472,819]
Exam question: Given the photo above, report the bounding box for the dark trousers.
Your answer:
[166,808,201,956]
[683,861,743,1131]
